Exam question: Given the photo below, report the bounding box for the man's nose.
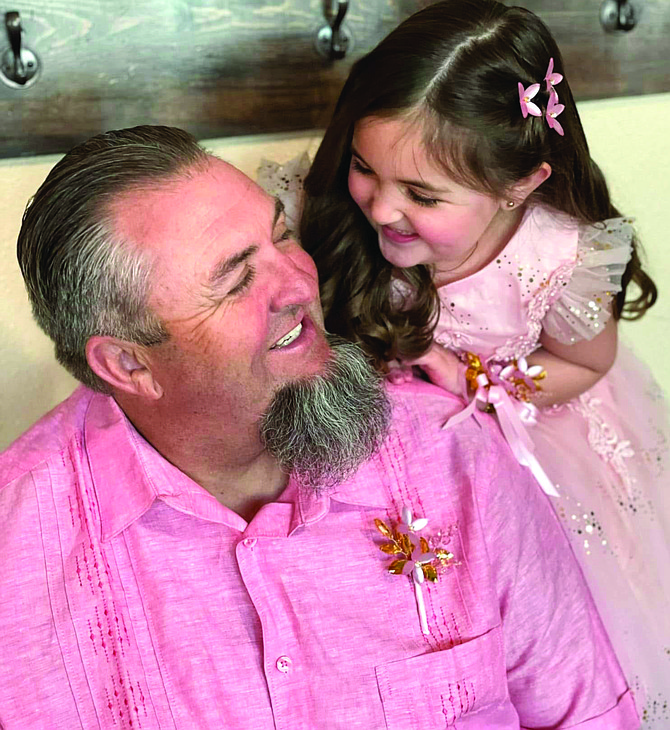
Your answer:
[268,245,319,313]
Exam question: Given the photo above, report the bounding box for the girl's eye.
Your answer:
[408,188,440,208]
[350,157,373,175]
[228,267,256,296]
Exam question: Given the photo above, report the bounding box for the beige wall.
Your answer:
[1,93,669,450]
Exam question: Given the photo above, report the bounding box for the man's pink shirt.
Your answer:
[0,382,638,729]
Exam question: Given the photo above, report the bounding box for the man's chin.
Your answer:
[261,335,391,491]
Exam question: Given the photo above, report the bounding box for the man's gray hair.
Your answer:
[17,125,210,392]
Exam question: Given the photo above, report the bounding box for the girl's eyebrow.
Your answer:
[350,145,449,194]
[398,177,447,194]
[350,145,370,167]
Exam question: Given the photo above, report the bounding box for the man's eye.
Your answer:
[274,224,293,244]
[228,267,255,296]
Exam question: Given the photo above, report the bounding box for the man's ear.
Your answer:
[504,162,552,208]
[86,336,163,399]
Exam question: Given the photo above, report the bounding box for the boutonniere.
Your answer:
[375,506,457,635]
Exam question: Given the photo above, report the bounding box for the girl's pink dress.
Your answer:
[258,160,670,728]
[434,205,670,728]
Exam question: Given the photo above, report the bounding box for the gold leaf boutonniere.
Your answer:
[375,506,457,635]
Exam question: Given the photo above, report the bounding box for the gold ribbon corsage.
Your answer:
[446,353,558,497]
[375,506,457,635]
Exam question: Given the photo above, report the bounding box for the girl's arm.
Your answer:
[526,316,618,407]
[405,316,618,407]
[403,343,468,398]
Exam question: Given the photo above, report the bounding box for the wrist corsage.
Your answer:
[464,352,546,409]
[445,353,559,498]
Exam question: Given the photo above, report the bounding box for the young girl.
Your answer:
[263,0,670,724]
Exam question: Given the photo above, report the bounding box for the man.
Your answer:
[0,126,638,729]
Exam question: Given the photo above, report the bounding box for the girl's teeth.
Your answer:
[274,322,302,349]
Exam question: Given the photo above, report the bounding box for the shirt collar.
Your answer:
[85,393,389,543]
[84,393,158,543]
[85,393,242,541]
[295,451,389,525]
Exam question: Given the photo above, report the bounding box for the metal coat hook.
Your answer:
[0,11,40,89]
[600,0,638,32]
[315,1,352,61]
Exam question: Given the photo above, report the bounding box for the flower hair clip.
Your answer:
[544,57,563,95]
[375,506,457,635]
[518,82,541,119]
[518,57,565,136]
[546,93,565,136]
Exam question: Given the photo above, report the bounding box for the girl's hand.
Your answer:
[385,359,415,385]
[404,343,466,398]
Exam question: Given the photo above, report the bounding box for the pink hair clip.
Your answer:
[544,58,563,94]
[518,82,541,118]
[546,93,565,136]
[517,59,566,135]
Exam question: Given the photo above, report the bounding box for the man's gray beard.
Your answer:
[260,334,391,492]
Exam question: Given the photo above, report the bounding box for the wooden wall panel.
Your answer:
[509,0,670,100]
[0,0,668,158]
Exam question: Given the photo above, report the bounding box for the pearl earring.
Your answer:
[506,200,516,208]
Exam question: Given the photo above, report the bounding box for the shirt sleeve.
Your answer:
[541,217,633,345]
[479,437,639,729]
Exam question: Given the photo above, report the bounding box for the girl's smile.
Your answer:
[380,224,419,244]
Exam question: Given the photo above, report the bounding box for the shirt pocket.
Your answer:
[375,625,510,729]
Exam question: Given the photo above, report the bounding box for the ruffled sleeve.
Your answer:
[541,217,634,344]
[256,153,311,232]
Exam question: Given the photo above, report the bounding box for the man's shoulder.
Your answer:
[381,378,536,512]
[365,379,511,503]
[386,378,502,456]
[0,386,96,490]
[388,378,463,424]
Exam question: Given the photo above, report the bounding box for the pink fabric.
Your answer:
[433,205,670,719]
[0,383,638,729]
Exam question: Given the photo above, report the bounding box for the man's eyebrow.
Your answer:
[350,145,449,195]
[208,246,258,287]
[206,198,284,288]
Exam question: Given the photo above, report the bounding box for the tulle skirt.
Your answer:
[529,343,670,727]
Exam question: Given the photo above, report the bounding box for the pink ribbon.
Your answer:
[443,377,559,498]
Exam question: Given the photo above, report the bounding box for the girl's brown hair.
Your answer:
[300,0,656,369]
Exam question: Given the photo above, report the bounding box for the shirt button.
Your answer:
[275,655,292,673]
[243,538,257,548]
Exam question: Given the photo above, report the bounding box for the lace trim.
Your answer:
[492,258,577,362]
[568,392,635,498]
[256,152,311,231]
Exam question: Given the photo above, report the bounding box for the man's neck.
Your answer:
[119,398,288,522]
[188,450,289,523]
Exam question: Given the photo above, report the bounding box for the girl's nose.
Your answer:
[368,186,403,226]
